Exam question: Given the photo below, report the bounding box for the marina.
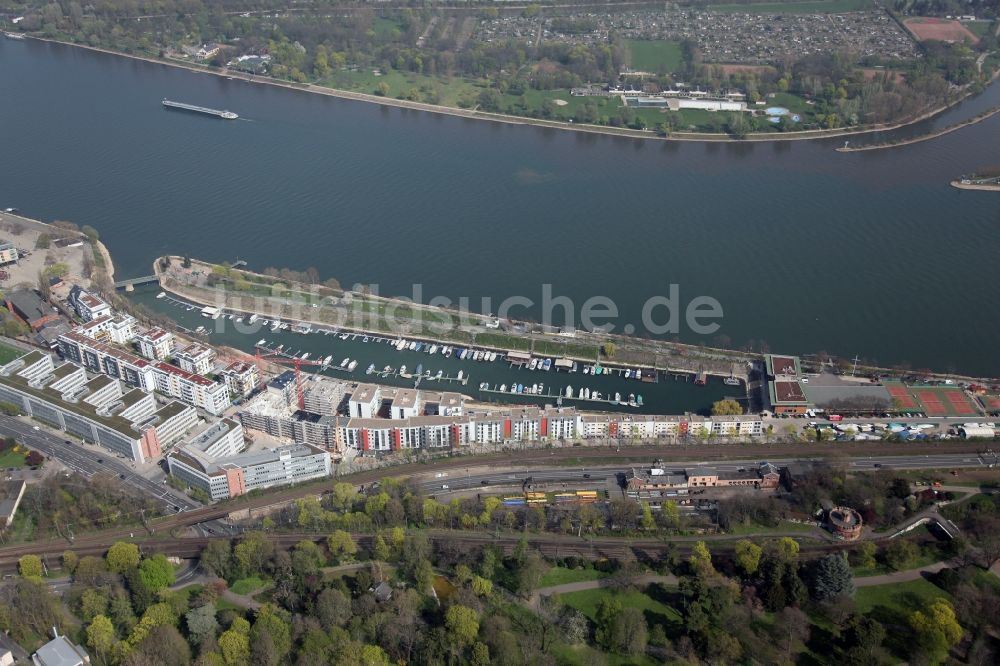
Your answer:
[130,286,739,414]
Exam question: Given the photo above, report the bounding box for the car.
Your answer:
[441,484,449,490]
[97,458,104,464]
[583,473,591,479]
[480,479,490,485]
[119,473,126,479]
[64,440,72,445]
[874,463,882,468]
[173,506,181,512]
[32,426,40,431]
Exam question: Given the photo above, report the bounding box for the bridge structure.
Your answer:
[114,275,160,290]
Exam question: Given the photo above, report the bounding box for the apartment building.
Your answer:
[58,330,156,390]
[134,327,174,361]
[152,362,230,416]
[75,314,136,345]
[68,285,111,322]
[221,361,259,400]
[174,343,215,375]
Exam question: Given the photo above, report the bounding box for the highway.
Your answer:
[0,415,199,512]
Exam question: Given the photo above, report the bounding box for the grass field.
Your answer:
[963,20,995,38]
[855,578,949,616]
[561,584,682,626]
[229,575,269,595]
[625,39,684,72]
[538,566,609,587]
[0,450,27,468]
[709,0,874,13]
[0,342,23,365]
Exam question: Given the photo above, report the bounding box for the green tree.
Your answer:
[471,575,493,597]
[106,542,140,574]
[734,540,763,577]
[640,501,656,530]
[62,550,78,574]
[184,604,218,645]
[689,541,715,577]
[218,617,251,665]
[18,554,43,579]
[775,537,800,561]
[594,597,623,649]
[250,604,291,664]
[854,541,877,570]
[326,530,357,563]
[375,82,390,97]
[882,539,918,571]
[711,399,743,416]
[86,614,116,662]
[138,554,175,591]
[445,605,480,646]
[908,599,962,664]
[811,553,855,601]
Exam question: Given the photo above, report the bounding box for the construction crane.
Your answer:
[254,345,326,410]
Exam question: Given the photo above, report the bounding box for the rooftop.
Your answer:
[154,361,215,387]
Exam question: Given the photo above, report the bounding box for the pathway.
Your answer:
[529,573,677,607]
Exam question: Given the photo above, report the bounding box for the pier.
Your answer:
[162,99,238,120]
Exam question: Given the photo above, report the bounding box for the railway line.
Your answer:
[0,441,990,568]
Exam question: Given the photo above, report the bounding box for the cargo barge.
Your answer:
[162,99,238,120]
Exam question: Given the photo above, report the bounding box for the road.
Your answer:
[0,415,199,512]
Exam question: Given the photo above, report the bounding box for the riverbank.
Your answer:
[836,104,1000,152]
[22,36,985,146]
[950,180,1000,191]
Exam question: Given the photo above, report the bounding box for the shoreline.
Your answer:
[950,180,1000,191]
[836,105,1000,152]
[22,35,987,147]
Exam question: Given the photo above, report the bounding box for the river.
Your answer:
[1,38,999,375]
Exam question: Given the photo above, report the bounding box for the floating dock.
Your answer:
[162,99,238,120]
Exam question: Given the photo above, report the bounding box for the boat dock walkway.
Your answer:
[480,386,641,408]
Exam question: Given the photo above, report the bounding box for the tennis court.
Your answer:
[885,381,980,416]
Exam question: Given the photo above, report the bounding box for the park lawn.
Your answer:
[766,92,815,115]
[216,598,242,612]
[963,20,994,38]
[852,548,942,577]
[0,341,23,365]
[553,642,659,666]
[854,578,949,616]
[561,585,682,626]
[625,39,685,72]
[539,566,609,588]
[709,0,874,13]
[0,449,27,468]
[229,575,269,595]
[373,17,403,39]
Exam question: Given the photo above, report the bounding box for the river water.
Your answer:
[1,39,999,375]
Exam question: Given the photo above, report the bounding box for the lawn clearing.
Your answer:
[561,585,682,627]
[0,342,23,365]
[538,566,609,587]
[625,39,684,72]
[854,578,949,616]
[0,449,27,468]
[229,576,269,595]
